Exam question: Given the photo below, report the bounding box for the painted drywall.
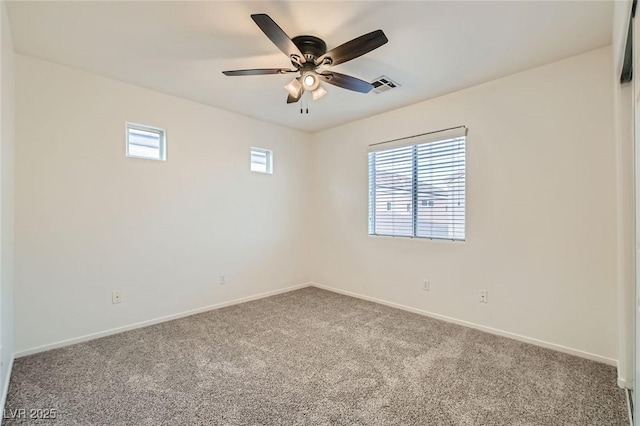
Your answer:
[613,0,633,76]
[0,0,15,407]
[612,0,635,388]
[14,55,311,353]
[614,81,634,385]
[13,44,621,368]
[309,47,618,362]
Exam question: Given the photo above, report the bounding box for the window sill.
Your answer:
[368,234,465,243]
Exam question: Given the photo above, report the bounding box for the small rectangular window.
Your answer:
[368,127,466,241]
[251,147,273,174]
[126,123,166,161]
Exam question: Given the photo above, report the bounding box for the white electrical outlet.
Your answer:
[479,290,488,303]
[423,280,430,291]
[112,291,122,304]
[220,274,226,285]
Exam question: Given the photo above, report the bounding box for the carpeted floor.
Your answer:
[5,287,628,425]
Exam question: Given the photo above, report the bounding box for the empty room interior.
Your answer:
[0,0,639,424]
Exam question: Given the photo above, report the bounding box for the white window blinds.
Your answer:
[368,127,466,241]
[250,147,273,174]
[126,123,166,161]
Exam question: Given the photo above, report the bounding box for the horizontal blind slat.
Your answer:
[369,135,465,241]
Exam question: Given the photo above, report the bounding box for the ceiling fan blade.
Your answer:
[222,68,297,76]
[251,14,306,64]
[318,71,374,93]
[287,88,304,104]
[316,30,388,66]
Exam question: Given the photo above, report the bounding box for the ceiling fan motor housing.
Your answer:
[291,35,327,64]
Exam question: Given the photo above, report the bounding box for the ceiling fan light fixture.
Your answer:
[304,74,315,87]
[301,71,320,91]
[284,78,302,97]
[312,85,327,101]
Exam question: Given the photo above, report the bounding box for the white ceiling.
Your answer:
[7,1,613,133]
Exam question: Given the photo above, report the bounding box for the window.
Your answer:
[368,127,466,241]
[126,123,166,161]
[251,147,273,174]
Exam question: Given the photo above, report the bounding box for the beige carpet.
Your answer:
[5,287,628,425]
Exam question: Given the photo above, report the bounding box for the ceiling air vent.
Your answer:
[371,76,400,94]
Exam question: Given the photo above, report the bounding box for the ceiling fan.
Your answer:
[222,14,388,104]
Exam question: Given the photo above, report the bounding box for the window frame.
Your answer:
[368,130,466,242]
[250,147,273,174]
[125,122,167,161]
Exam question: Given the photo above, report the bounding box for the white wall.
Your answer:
[612,0,635,388]
[0,0,15,407]
[13,45,622,368]
[614,81,634,386]
[613,0,633,75]
[14,55,311,354]
[310,47,618,363]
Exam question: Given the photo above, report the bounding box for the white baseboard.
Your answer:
[311,282,617,366]
[16,281,618,368]
[0,354,14,423]
[15,282,312,358]
[618,377,630,389]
